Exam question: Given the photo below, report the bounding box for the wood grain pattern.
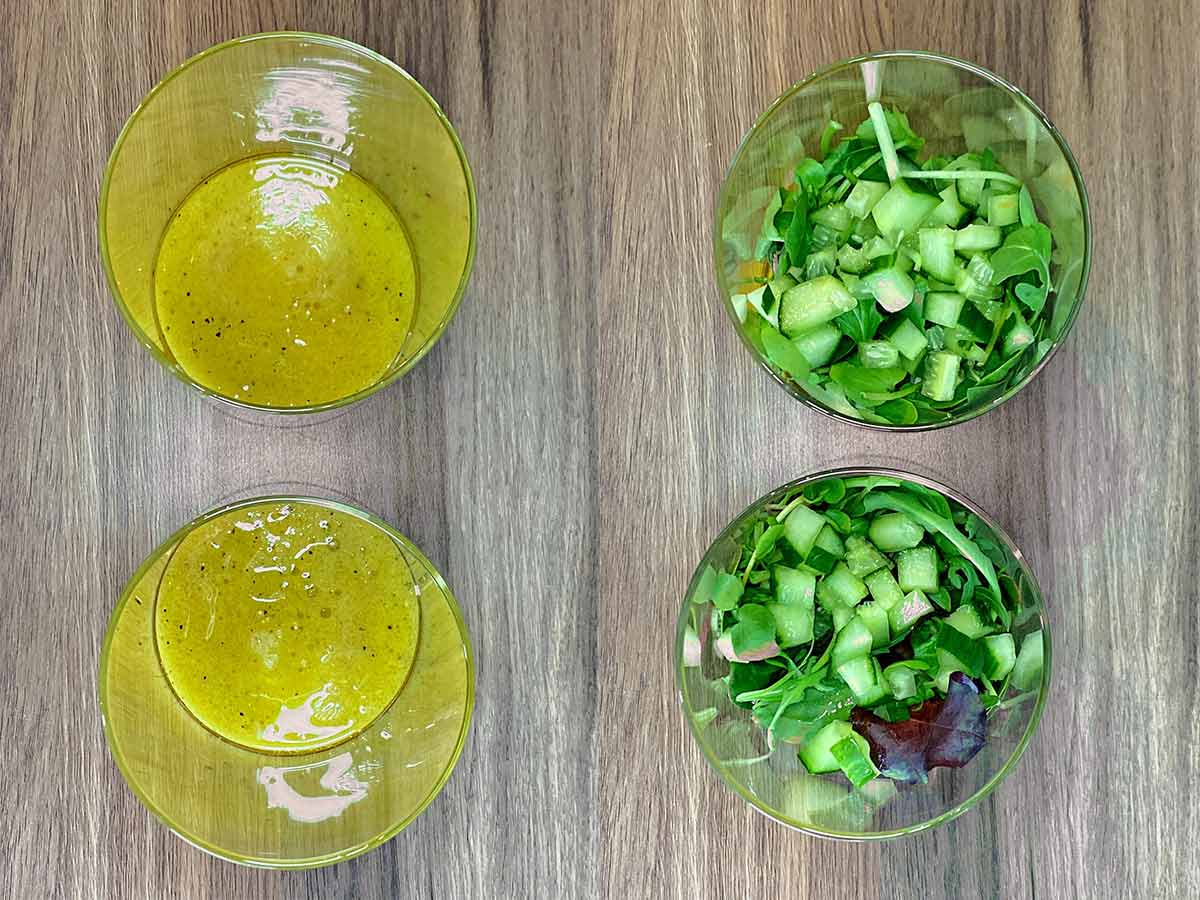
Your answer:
[2,0,1198,898]
[598,2,1198,900]
[0,1,599,898]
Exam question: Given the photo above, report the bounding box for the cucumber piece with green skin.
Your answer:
[832,606,854,631]
[799,720,854,774]
[982,633,1016,679]
[947,154,985,206]
[868,512,924,551]
[783,504,826,556]
[768,272,797,302]
[1011,630,1044,690]
[887,589,934,634]
[925,291,966,328]
[837,243,870,274]
[802,545,839,575]
[831,616,873,664]
[884,664,918,700]
[817,563,868,610]
[843,535,888,577]
[954,223,1002,253]
[922,184,967,228]
[864,568,904,610]
[856,602,890,648]
[864,267,915,313]
[859,340,901,369]
[934,648,965,693]
[862,235,894,260]
[845,180,890,219]
[814,524,845,558]
[768,601,814,647]
[885,317,928,361]
[897,546,939,593]
[945,604,992,639]
[988,192,1020,227]
[919,227,960,283]
[871,181,941,237]
[830,733,879,788]
[793,323,844,367]
[921,351,961,402]
[836,655,886,705]
[811,202,852,235]
[780,276,858,337]
[774,565,816,607]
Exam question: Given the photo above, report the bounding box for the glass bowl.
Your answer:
[98,32,476,414]
[675,467,1050,838]
[714,51,1090,430]
[98,494,474,867]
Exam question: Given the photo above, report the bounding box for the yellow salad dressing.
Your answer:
[155,500,420,754]
[153,155,416,407]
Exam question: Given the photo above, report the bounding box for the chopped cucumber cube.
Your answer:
[884,664,918,700]
[988,191,1020,227]
[768,601,814,647]
[836,655,886,705]
[868,512,924,551]
[837,242,870,274]
[845,180,890,219]
[925,291,966,328]
[918,227,959,282]
[843,535,888,577]
[863,267,915,313]
[872,181,940,237]
[780,276,857,337]
[1011,630,1044,690]
[830,733,879,788]
[982,633,1016,679]
[859,340,901,369]
[922,184,967,228]
[831,616,873,664]
[783,504,826,556]
[888,589,934,634]
[774,565,816,607]
[885,317,928,361]
[921,351,961,402]
[811,202,852,235]
[856,602,890,647]
[799,720,854,774]
[832,606,854,631]
[814,524,845,558]
[953,223,1002,253]
[946,154,984,206]
[945,604,992,639]
[864,568,904,610]
[793,323,843,368]
[816,563,868,610]
[896,546,939,593]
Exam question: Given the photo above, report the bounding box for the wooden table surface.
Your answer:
[2,1,1196,898]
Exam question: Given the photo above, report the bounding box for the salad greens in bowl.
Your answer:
[716,52,1090,428]
[676,468,1049,838]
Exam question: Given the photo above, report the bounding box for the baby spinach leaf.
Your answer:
[875,398,918,425]
[710,572,744,611]
[990,223,1052,314]
[761,326,811,382]
[833,296,885,342]
[785,191,810,264]
[828,362,906,394]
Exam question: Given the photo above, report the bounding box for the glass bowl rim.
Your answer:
[97,492,476,868]
[674,465,1052,840]
[711,49,1092,432]
[97,30,478,415]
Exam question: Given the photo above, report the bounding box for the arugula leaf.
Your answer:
[819,120,843,160]
[990,223,1053,314]
[833,296,885,342]
[753,189,785,259]
[860,489,1006,625]
[727,661,779,709]
[1018,185,1039,227]
[855,106,924,153]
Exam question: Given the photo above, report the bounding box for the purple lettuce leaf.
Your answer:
[850,672,987,784]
